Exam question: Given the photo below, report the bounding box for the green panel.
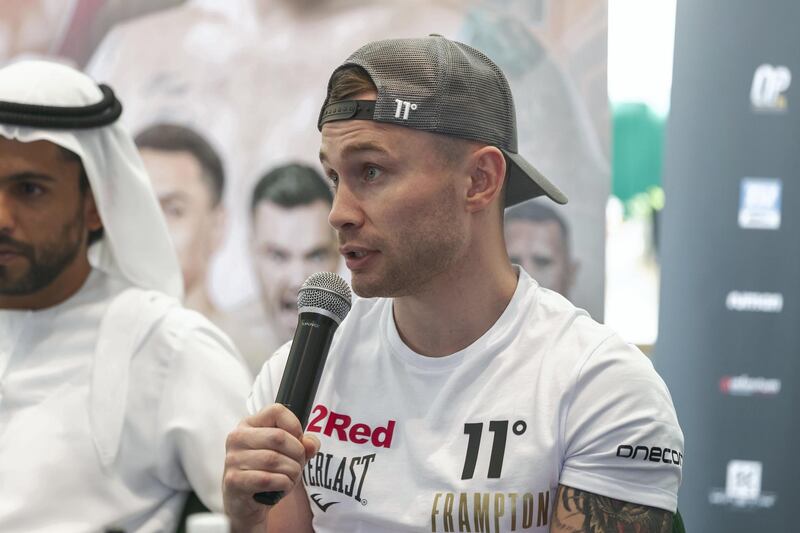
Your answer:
[612,102,665,203]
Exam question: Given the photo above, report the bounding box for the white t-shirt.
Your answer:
[249,269,683,532]
[0,269,252,533]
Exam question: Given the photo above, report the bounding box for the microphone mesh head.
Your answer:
[297,272,352,323]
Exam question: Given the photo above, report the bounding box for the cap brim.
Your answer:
[502,149,568,206]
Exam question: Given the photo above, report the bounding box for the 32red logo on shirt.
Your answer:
[307,404,396,448]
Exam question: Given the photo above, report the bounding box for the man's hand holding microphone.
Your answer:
[223,272,351,533]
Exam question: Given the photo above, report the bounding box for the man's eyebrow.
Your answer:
[319,141,391,164]
[157,191,190,202]
[256,242,289,254]
[0,171,57,184]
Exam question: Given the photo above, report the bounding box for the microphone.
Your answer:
[253,272,352,506]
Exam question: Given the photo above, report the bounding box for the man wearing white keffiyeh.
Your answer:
[0,60,251,532]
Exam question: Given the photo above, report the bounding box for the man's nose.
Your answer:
[288,260,309,286]
[328,181,364,232]
[0,192,16,235]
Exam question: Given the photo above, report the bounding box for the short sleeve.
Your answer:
[559,334,684,512]
[247,341,292,415]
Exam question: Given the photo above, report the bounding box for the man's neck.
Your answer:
[184,285,217,320]
[392,249,518,358]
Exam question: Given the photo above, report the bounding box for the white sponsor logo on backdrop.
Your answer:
[739,178,781,230]
[719,375,782,396]
[750,64,791,112]
[709,460,777,509]
[726,291,783,313]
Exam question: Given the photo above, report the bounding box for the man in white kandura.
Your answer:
[0,60,252,532]
[223,36,684,533]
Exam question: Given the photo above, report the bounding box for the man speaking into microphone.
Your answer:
[223,36,683,533]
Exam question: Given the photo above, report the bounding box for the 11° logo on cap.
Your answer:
[394,99,417,120]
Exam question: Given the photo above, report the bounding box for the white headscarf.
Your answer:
[0,60,182,299]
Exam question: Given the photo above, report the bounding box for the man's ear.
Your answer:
[566,258,580,295]
[83,189,103,233]
[209,206,227,251]
[465,146,506,213]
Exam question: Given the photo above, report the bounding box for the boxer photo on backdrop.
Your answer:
[504,200,579,299]
[134,123,230,333]
[227,163,340,375]
[135,122,230,327]
[222,36,684,533]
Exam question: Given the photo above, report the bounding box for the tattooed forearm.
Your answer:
[551,485,673,533]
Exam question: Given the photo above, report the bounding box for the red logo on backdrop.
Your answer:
[307,404,396,448]
[719,375,781,396]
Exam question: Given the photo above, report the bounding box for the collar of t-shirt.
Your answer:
[383,266,536,371]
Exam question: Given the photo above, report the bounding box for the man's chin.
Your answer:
[278,313,298,341]
[350,274,398,299]
[0,268,37,296]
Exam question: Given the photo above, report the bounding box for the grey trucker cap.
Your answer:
[317,35,567,206]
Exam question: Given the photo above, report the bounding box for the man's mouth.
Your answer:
[340,244,375,258]
[0,248,25,263]
[0,245,24,254]
[0,238,32,259]
[339,246,378,271]
[280,297,294,313]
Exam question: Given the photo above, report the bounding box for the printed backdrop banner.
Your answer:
[656,1,799,531]
[0,0,609,375]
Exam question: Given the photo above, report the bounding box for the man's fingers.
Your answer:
[303,433,321,460]
[224,468,296,496]
[231,449,304,479]
[244,403,304,440]
[227,425,307,464]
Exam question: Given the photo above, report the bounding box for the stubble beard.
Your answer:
[351,183,466,299]
[0,210,86,296]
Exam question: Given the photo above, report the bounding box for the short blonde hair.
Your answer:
[328,66,377,102]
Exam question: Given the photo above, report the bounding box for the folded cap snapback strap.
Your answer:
[318,99,376,130]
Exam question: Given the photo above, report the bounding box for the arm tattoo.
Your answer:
[551,485,673,533]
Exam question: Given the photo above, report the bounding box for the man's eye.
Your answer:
[161,203,184,218]
[327,172,339,186]
[365,166,382,182]
[262,249,288,262]
[19,182,45,197]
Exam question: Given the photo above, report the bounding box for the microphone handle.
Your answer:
[253,312,339,506]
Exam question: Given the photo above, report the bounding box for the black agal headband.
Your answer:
[0,84,122,129]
